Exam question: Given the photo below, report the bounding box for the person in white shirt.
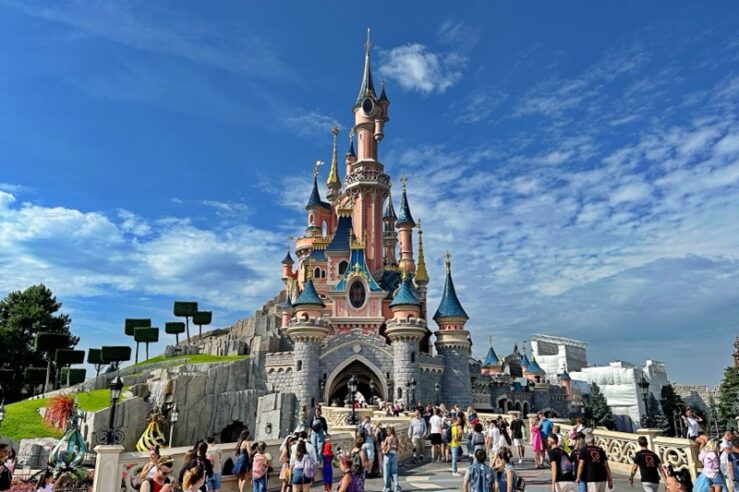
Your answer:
[290,432,318,464]
[681,408,707,446]
[429,408,444,463]
[488,421,501,455]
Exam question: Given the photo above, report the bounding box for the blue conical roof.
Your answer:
[524,357,545,375]
[379,81,390,103]
[520,353,530,368]
[355,30,377,105]
[396,185,415,227]
[383,194,397,220]
[281,295,293,309]
[306,177,330,210]
[346,138,356,157]
[483,346,500,366]
[390,275,420,307]
[293,279,325,307]
[433,256,468,321]
[281,251,294,265]
[560,370,571,381]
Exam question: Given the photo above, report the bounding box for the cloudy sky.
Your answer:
[1,1,737,385]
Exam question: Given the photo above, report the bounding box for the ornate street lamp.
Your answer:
[348,374,358,425]
[107,375,124,445]
[410,378,417,407]
[369,379,375,405]
[637,374,650,426]
[434,382,440,405]
[168,403,179,446]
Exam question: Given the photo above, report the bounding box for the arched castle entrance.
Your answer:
[324,356,387,405]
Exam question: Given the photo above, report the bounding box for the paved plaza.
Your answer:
[360,456,633,492]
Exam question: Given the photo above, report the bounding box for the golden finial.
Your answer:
[444,250,452,273]
[327,126,340,187]
[415,218,429,284]
[400,267,408,281]
[313,160,324,179]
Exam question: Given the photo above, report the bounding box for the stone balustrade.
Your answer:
[92,432,355,492]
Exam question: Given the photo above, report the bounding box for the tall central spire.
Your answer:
[356,28,376,105]
[327,126,341,197]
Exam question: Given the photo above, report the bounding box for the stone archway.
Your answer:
[220,420,248,443]
[324,355,387,405]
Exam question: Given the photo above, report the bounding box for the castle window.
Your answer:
[411,352,416,363]
[349,280,367,309]
[314,267,321,279]
[397,387,403,399]
[297,360,303,371]
[338,260,348,275]
[321,269,326,279]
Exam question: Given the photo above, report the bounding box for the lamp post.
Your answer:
[107,375,124,445]
[410,378,417,408]
[637,374,650,427]
[348,374,358,425]
[320,378,326,404]
[405,381,411,409]
[169,403,179,447]
[434,382,440,405]
[369,379,375,406]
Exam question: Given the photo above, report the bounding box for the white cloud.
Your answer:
[378,44,467,94]
[610,181,652,204]
[283,110,337,138]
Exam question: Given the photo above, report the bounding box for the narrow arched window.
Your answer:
[397,387,403,399]
[314,267,321,279]
[338,260,348,275]
[411,352,416,363]
[297,360,303,371]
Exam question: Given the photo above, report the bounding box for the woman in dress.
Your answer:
[530,418,544,468]
[279,435,295,492]
[235,430,252,492]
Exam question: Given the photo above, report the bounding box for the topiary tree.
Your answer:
[35,333,71,394]
[588,382,615,430]
[134,327,159,361]
[125,318,151,365]
[101,346,132,371]
[60,368,87,386]
[173,301,198,344]
[164,322,186,346]
[23,367,47,396]
[717,365,739,432]
[87,348,105,377]
[192,311,212,339]
[660,383,686,437]
[55,349,85,388]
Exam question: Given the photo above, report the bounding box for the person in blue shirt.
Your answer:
[538,413,554,452]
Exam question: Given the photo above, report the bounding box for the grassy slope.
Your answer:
[125,353,246,370]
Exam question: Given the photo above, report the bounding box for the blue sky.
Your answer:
[1,1,737,385]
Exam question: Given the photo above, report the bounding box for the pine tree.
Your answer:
[717,365,739,431]
[588,382,616,430]
[643,393,670,434]
[660,384,686,437]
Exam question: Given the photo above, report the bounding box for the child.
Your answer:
[322,438,335,492]
[699,439,726,492]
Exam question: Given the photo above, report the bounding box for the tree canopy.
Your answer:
[0,284,77,402]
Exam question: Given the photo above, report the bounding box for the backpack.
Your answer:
[350,450,364,476]
[304,454,316,479]
[252,453,267,479]
[560,451,574,475]
[469,462,493,492]
[232,450,250,475]
[311,417,324,433]
[472,431,485,447]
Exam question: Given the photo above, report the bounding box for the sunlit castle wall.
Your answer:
[530,334,588,379]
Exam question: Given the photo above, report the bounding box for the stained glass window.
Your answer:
[349,280,366,309]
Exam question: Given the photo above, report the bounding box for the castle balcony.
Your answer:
[344,169,390,193]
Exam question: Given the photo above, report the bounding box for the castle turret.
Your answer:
[305,162,332,239]
[383,191,398,268]
[396,177,416,274]
[434,252,471,407]
[520,340,530,369]
[326,126,341,204]
[345,133,356,178]
[287,270,328,409]
[524,356,545,384]
[387,271,425,405]
[481,337,502,375]
[559,370,572,396]
[281,250,294,280]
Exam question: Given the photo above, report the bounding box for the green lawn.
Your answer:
[124,353,246,370]
[75,387,127,412]
[1,397,62,441]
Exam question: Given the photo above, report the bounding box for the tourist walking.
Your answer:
[251,442,270,492]
[471,422,487,463]
[548,434,576,492]
[570,434,587,492]
[510,415,526,464]
[450,416,463,477]
[408,409,427,462]
[538,413,553,452]
[205,437,222,492]
[140,456,175,492]
[430,408,444,463]
[290,440,315,492]
[531,419,544,468]
[337,453,362,492]
[182,467,206,492]
[351,436,370,491]
[727,437,739,492]
[487,421,501,456]
[699,439,726,492]
[279,435,296,492]
[494,449,518,492]
[576,435,613,492]
[0,444,13,492]
[463,449,494,492]
[382,426,401,492]
[322,439,335,492]
[311,406,329,462]
[629,436,666,492]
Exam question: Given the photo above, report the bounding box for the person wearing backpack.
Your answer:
[494,449,520,492]
[290,440,315,492]
[310,407,329,462]
[470,423,487,463]
[549,434,576,492]
[251,442,269,492]
[464,449,494,492]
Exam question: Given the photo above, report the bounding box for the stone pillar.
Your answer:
[92,445,125,492]
[386,319,426,405]
[436,341,472,408]
[287,319,329,410]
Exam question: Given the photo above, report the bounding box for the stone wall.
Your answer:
[254,393,297,440]
[436,346,472,408]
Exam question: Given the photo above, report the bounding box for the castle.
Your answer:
[254,32,571,418]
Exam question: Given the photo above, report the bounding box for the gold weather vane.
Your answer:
[313,160,324,179]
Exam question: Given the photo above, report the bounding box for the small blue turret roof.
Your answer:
[433,255,468,321]
[520,353,531,369]
[389,275,420,307]
[306,177,331,210]
[327,215,353,251]
[346,138,356,157]
[483,346,500,366]
[293,279,325,307]
[524,357,545,375]
[396,185,415,227]
[281,251,294,264]
[309,249,326,262]
[280,295,293,309]
[383,194,397,220]
[335,248,383,292]
[560,370,571,381]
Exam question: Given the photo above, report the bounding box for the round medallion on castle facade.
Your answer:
[352,343,361,354]
[348,279,367,309]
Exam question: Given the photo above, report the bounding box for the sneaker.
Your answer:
[518,458,523,464]
[452,472,461,477]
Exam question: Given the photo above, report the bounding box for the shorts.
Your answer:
[587,482,607,492]
[513,438,522,447]
[430,433,442,446]
[641,482,659,492]
[412,437,424,455]
[555,482,577,492]
[291,468,311,485]
[707,474,725,487]
[206,473,222,490]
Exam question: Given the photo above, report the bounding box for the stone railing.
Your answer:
[321,407,413,460]
[92,432,355,492]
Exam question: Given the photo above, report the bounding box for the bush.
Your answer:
[165,322,185,334]
[60,368,87,385]
[101,346,132,363]
[173,301,198,317]
[134,327,159,343]
[55,349,85,366]
[124,318,151,337]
